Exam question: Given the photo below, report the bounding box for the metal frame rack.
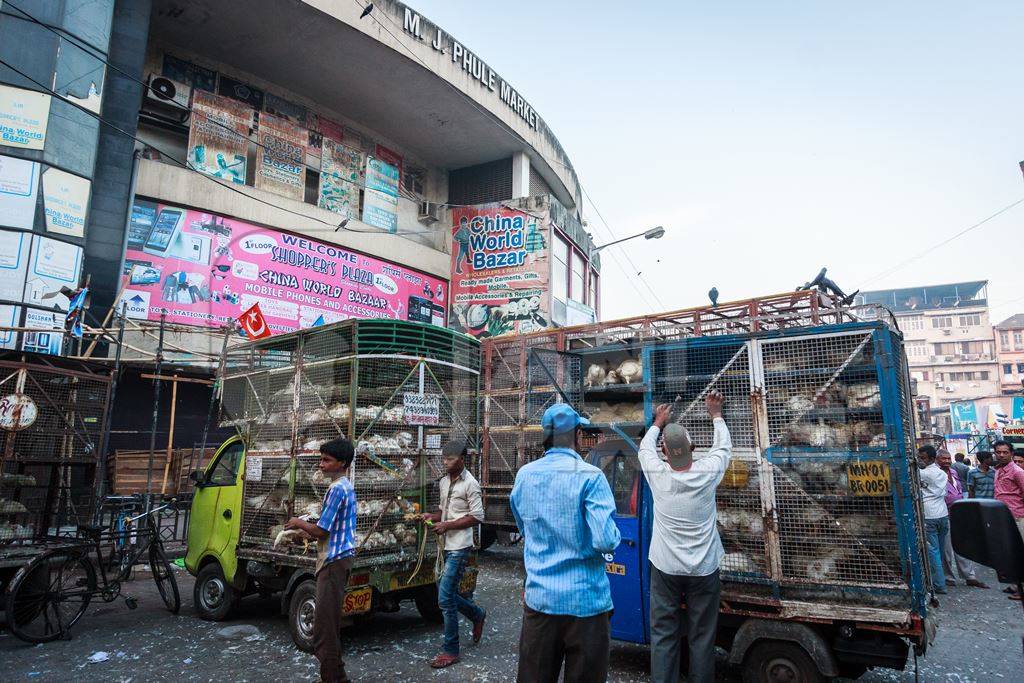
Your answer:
[480,290,863,526]
[0,353,113,565]
[220,320,479,571]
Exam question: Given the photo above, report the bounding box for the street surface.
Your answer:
[1,546,1020,682]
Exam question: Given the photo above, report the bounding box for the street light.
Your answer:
[591,226,665,252]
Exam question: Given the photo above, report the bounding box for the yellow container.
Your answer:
[721,458,750,488]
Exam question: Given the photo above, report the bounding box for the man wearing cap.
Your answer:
[510,403,621,683]
[639,392,731,683]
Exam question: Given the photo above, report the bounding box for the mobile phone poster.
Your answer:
[449,201,551,339]
[120,199,448,333]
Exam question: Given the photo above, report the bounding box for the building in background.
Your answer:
[996,314,1024,395]
[857,281,999,433]
[0,0,598,360]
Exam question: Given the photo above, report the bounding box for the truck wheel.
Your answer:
[288,580,317,653]
[742,641,824,683]
[414,584,443,623]
[479,526,497,551]
[194,563,239,621]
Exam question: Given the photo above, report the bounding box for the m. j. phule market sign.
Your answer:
[402,9,539,130]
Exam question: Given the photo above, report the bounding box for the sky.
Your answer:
[409,0,1024,324]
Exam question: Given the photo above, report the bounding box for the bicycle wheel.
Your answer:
[5,548,96,643]
[149,542,180,614]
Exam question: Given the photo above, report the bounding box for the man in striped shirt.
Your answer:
[511,403,620,682]
[285,437,357,683]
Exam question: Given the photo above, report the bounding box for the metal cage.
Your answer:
[220,320,479,569]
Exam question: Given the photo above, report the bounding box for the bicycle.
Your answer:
[3,502,181,643]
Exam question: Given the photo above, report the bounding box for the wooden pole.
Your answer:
[159,375,179,495]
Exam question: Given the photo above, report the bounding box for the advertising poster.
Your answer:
[0,305,19,350]
[21,309,64,355]
[319,139,362,220]
[42,168,90,237]
[218,75,264,111]
[0,230,30,301]
[120,199,447,333]
[0,84,51,150]
[255,113,306,201]
[374,144,404,185]
[23,236,83,310]
[1013,396,1024,422]
[949,400,979,433]
[362,156,399,233]
[0,154,39,230]
[449,202,550,338]
[162,54,217,92]
[264,93,306,126]
[188,91,252,185]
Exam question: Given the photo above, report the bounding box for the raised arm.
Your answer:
[583,473,621,554]
[703,391,732,475]
[638,403,671,477]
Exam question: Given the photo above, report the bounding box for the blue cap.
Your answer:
[541,403,590,434]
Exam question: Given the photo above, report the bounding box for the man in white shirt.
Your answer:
[917,445,949,595]
[638,392,730,683]
[421,441,486,669]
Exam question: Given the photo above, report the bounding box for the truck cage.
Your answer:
[219,320,480,571]
[481,291,929,632]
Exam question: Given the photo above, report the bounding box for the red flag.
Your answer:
[238,302,272,339]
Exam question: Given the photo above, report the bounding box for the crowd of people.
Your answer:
[917,441,1024,600]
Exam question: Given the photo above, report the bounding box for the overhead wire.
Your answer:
[356,0,664,311]
[856,197,1024,289]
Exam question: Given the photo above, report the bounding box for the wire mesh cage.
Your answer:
[0,356,112,548]
[221,320,479,569]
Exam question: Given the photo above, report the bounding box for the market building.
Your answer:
[856,281,1000,433]
[996,314,1024,396]
[0,0,598,347]
[0,0,598,448]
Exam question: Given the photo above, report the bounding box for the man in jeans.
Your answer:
[284,438,357,683]
[639,392,730,683]
[917,445,950,596]
[993,440,1024,600]
[423,440,486,668]
[511,404,620,682]
[936,450,987,588]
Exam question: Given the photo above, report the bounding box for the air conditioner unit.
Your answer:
[145,74,190,110]
[417,201,441,224]
[944,386,954,392]
[942,329,951,336]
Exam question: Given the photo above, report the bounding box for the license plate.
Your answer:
[342,586,372,615]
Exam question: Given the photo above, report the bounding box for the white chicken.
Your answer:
[616,358,642,384]
[584,363,607,388]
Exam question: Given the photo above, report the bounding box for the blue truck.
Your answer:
[481,295,934,681]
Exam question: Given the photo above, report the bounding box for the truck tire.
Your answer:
[193,562,240,621]
[288,580,317,653]
[414,584,443,623]
[742,641,824,683]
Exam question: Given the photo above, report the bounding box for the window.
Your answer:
[206,442,245,486]
[1006,364,1015,376]
[1015,332,1023,350]
[597,449,641,517]
[936,372,944,381]
[552,234,568,304]
[901,315,924,331]
[570,250,585,303]
[931,316,952,329]
[1001,331,1011,348]
[922,371,929,381]
[588,270,599,313]
[979,371,989,381]
[908,341,928,357]
[958,314,980,327]
[1018,362,1024,374]
[402,165,425,196]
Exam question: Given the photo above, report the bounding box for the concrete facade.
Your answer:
[857,282,999,431]
[996,314,1024,395]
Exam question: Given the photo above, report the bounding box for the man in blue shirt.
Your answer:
[285,438,357,683]
[511,404,620,682]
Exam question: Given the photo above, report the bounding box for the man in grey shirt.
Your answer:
[638,392,730,683]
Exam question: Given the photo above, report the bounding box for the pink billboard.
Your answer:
[119,199,448,333]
